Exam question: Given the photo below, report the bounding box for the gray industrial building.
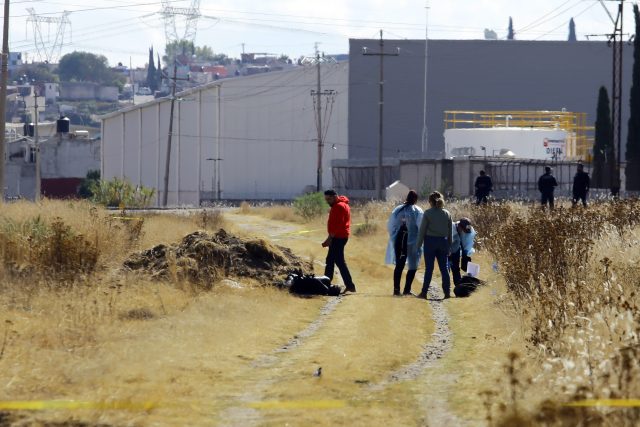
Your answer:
[348,39,634,160]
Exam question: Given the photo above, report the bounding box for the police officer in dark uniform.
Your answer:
[572,164,591,207]
[474,170,493,205]
[538,166,558,210]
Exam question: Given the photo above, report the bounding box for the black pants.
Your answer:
[393,227,416,293]
[325,238,354,289]
[449,250,462,286]
[449,251,472,286]
[475,191,489,205]
[541,192,555,209]
[572,191,587,207]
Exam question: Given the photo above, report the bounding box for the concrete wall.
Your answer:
[60,82,119,102]
[348,39,633,159]
[101,63,349,205]
[332,157,625,200]
[41,137,101,179]
[5,162,35,200]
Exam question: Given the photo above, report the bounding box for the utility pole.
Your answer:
[162,61,189,206]
[34,88,40,201]
[608,0,624,197]
[309,44,337,192]
[421,0,430,154]
[363,30,400,200]
[0,0,10,200]
[314,44,322,192]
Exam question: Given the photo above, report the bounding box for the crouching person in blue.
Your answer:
[449,218,476,286]
[385,190,423,296]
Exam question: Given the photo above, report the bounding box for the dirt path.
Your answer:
[219,213,463,426]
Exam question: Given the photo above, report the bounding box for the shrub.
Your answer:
[77,170,100,199]
[90,177,155,208]
[0,216,98,279]
[354,205,379,236]
[239,201,251,214]
[293,192,326,220]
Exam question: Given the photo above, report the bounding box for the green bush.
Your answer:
[77,170,100,199]
[90,177,155,208]
[293,192,326,220]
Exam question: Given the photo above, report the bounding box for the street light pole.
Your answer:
[34,88,40,201]
[0,0,11,200]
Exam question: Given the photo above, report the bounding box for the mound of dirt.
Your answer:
[124,229,311,286]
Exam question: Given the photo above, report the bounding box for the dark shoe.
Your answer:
[443,293,451,299]
[344,285,356,293]
[393,289,401,296]
[402,291,414,296]
[416,292,428,299]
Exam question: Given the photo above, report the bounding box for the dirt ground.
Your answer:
[0,209,524,427]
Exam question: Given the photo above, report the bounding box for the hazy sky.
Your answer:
[5,0,633,67]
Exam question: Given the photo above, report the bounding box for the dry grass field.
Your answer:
[0,198,639,426]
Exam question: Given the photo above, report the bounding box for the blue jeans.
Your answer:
[421,236,451,296]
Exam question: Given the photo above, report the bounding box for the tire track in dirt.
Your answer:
[370,281,464,426]
[218,214,343,427]
[218,295,343,427]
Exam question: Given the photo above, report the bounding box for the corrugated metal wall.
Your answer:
[101,63,349,205]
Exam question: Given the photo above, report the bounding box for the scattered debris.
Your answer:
[124,229,311,287]
[120,307,156,321]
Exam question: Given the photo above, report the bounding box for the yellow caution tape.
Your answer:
[0,400,157,411]
[248,400,347,410]
[0,399,346,412]
[280,223,367,236]
[109,216,144,221]
[565,399,640,408]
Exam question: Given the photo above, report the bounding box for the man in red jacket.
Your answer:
[322,189,356,293]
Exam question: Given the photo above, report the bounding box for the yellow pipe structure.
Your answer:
[444,110,594,160]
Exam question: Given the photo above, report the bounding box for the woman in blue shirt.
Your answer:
[449,217,477,286]
[385,190,424,296]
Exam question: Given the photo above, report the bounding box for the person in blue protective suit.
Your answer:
[449,218,477,286]
[385,190,424,296]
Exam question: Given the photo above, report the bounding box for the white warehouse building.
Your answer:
[100,63,348,205]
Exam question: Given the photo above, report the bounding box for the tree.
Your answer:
[593,86,613,188]
[146,46,158,91]
[163,40,195,66]
[16,63,58,83]
[507,17,515,40]
[156,53,163,89]
[568,18,577,42]
[484,29,498,40]
[58,51,124,88]
[195,45,215,61]
[211,53,231,65]
[627,4,640,190]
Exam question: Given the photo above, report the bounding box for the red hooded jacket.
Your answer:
[327,195,351,238]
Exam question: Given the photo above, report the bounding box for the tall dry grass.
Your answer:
[465,199,640,426]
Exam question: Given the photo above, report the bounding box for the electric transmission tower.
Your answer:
[161,0,201,45]
[26,8,71,63]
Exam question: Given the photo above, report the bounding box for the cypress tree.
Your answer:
[594,86,612,188]
[568,18,577,42]
[156,53,163,89]
[626,4,640,190]
[146,46,158,91]
[507,17,515,40]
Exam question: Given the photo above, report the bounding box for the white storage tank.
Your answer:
[444,127,574,160]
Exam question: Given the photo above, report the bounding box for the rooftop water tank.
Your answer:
[23,122,34,137]
[56,115,70,134]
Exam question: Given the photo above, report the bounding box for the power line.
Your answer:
[519,0,578,33]
[534,1,599,40]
